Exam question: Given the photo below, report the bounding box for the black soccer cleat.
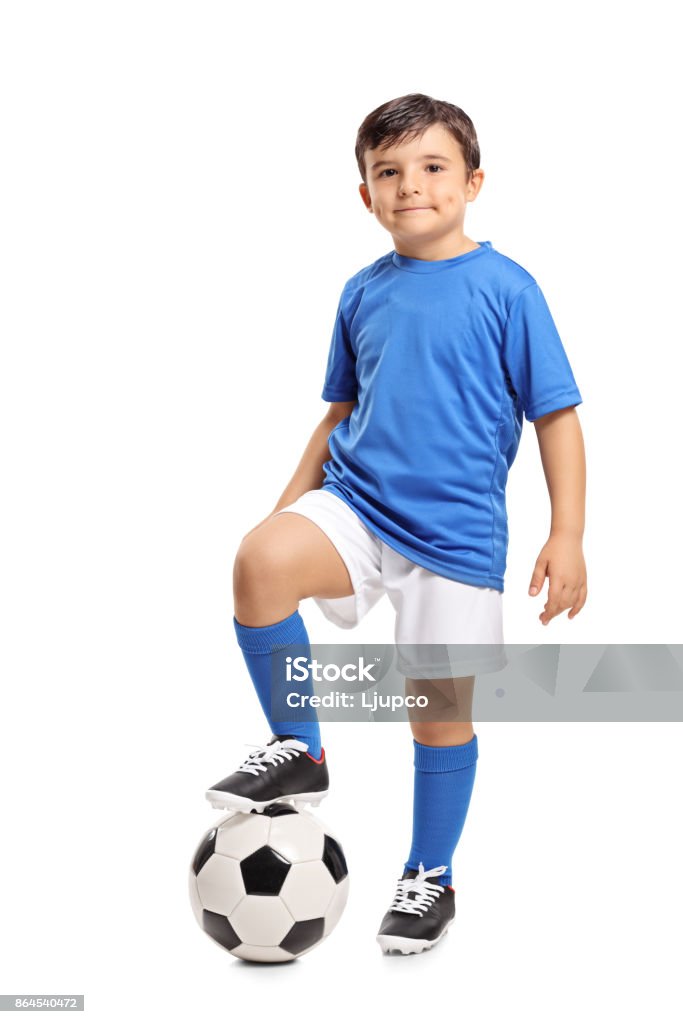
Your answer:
[205,735,329,813]
[376,863,455,955]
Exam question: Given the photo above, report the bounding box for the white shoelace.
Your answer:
[236,738,308,776]
[390,862,448,915]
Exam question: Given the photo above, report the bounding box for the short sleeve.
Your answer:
[321,291,358,402]
[502,282,583,422]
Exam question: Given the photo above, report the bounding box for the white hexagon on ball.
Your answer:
[268,813,325,863]
[196,854,244,917]
[279,860,336,920]
[230,894,294,947]
[214,813,271,860]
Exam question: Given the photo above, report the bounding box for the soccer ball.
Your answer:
[189,803,349,962]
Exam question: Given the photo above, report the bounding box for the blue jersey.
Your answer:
[320,241,583,592]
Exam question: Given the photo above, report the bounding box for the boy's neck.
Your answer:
[392,233,479,262]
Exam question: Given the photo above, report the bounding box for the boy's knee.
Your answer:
[233,533,290,594]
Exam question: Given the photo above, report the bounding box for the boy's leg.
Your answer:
[206,509,357,811]
[403,677,478,888]
[377,550,500,951]
[375,682,477,953]
[231,510,355,755]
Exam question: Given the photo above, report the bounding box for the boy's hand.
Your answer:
[528,534,587,626]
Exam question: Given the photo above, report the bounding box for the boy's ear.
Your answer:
[467,168,485,200]
[359,182,372,211]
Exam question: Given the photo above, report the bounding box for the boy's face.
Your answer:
[358,123,484,258]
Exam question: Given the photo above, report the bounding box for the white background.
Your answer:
[1,1,682,1021]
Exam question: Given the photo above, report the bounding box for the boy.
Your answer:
[206,93,587,954]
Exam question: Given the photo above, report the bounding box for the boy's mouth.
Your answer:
[395,207,434,213]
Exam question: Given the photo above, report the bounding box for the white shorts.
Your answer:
[273,488,506,677]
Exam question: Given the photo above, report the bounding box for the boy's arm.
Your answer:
[243,400,357,537]
[528,407,587,625]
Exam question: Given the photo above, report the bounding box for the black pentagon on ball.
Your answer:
[202,909,241,951]
[322,834,348,882]
[280,917,325,955]
[250,803,298,818]
[191,827,217,876]
[241,845,292,895]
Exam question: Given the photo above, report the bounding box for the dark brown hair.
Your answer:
[355,92,480,184]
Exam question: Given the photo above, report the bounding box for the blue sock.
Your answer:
[233,610,322,760]
[404,735,479,887]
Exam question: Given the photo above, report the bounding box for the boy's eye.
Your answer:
[378,164,444,178]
